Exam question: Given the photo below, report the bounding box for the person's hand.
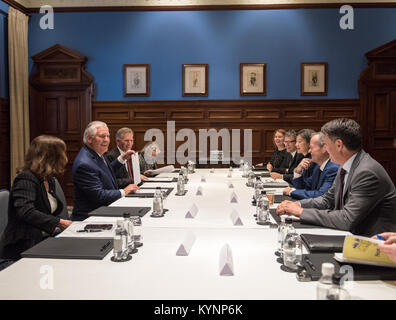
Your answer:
[295,158,311,174]
[58,219,72,230]
[124,184,139,195]
[144,170,152,176]
[377,235,396,263]
[256,163,263,167]
[121,149,136,160]
[140,174,148,181]
[271,172,283,180]
[276,201,303,217]
[267,163,273,171]
[283,187,292,196]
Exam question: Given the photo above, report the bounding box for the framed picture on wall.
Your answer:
[182,64,208,96]
[240,63,266,96]
[301,62,328,96]
[124,64,150,96]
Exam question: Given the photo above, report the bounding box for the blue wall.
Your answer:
[28,9,396,101]
[0,2,8,99]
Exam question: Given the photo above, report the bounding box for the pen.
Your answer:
[304,256,316,271]
[376,235,384,241]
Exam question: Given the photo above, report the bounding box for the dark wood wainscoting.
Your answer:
[93,99,360,167]
[0,98,10,190]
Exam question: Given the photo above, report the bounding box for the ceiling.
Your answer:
[12,0,396,9]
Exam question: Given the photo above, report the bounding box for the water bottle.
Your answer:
[247,170,255,187]
[152,187,164,216]
[239,159,244,171]
[227,166,232,178]
[326,273,351,300]
[257,191,270,224]
[181,166,188,183]
[281,217,295,259]
[131,216,143,247]
[177,172,185,195]
[253,177,264,203]
[277,215,287,256]
[283,232,303,270]
[317,263,335,300]
[123,213,135,254]
[112,219,129,261]
[187,161,194,173]
[242,162,249,177]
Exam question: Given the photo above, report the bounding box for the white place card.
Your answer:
[196,186,203,196]
[185,203,199,219]
[176,232,196,256]
[230,191,238,203]
[219,244,234,276]
[230,209,243,226]
[200,176,206,183]
[227,181,234,189]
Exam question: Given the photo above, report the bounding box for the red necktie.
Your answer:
[127,159,133,179]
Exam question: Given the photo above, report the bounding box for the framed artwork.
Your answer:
[240,63,266,96]
[182,64,208,96]
[124,64,150,96]
[301,62,328,96]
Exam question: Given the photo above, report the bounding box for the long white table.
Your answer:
[0,169,395,300]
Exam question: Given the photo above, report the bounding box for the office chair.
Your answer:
[0,190,13,271]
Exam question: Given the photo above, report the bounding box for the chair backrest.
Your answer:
[0,190,10,239]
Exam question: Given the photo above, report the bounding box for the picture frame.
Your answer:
[124,64,150,96]
[301,62,328,96]
[240,63,266,96]
[182,64,208,96]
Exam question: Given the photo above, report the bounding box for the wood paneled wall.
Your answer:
[93,99,360,167]
[0,98,10,190]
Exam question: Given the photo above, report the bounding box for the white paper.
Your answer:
[146,177,174,182]
[131,153,141,185]
[196,186,203,196]
[219,244,234,276]
[59,222,116,239]
[185,203,198,219]
[176,232,196,256]
[230,191,238,203]
[230,209,243,226]
[147,165,175,175]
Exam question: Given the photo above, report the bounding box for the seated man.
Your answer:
[71,121,139,221]
[277,118,396,236]
[105,127,147,188]
[283,132,339,200]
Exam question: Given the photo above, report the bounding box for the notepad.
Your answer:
[88,206,151,217]
[21,237,113,260]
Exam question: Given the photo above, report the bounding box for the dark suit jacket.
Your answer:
[290,160,339,200]
[300,150,396,236]
[105,148,134,189]
[72,145,123,221]
[0,170,69,260]
[282,153,306,184]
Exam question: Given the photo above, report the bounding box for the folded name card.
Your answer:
[230,209,243,226]
[201,176,206,183]
[230,191,238,203]
[176,232,196,256]
[219,244,234,276]
[227,181,234,189]
[196,186,203,196]
[185,203,199,219]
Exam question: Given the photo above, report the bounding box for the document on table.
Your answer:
[146,177,175,182]
[147,165,175,175]
[58,221,116,239]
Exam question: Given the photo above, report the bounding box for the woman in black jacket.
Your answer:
[256,129,287,171]
[0,135,72,261]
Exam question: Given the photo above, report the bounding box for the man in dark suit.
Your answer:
[277,118,396,236]
[283,132,339,200]
[71,121,139,221]
[105,127,147,188]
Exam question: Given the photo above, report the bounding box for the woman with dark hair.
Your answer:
[0,135,72,261]
[256,129,287,171]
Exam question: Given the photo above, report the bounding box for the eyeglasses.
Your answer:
[97,134,110,139]
[284,140,296,144]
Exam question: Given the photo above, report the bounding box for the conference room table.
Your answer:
[0,169,395,300]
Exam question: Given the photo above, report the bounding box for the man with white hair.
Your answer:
[71,121,139,221]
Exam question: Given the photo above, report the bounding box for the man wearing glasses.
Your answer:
[71,121,139,221]
[271,130,303,182]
